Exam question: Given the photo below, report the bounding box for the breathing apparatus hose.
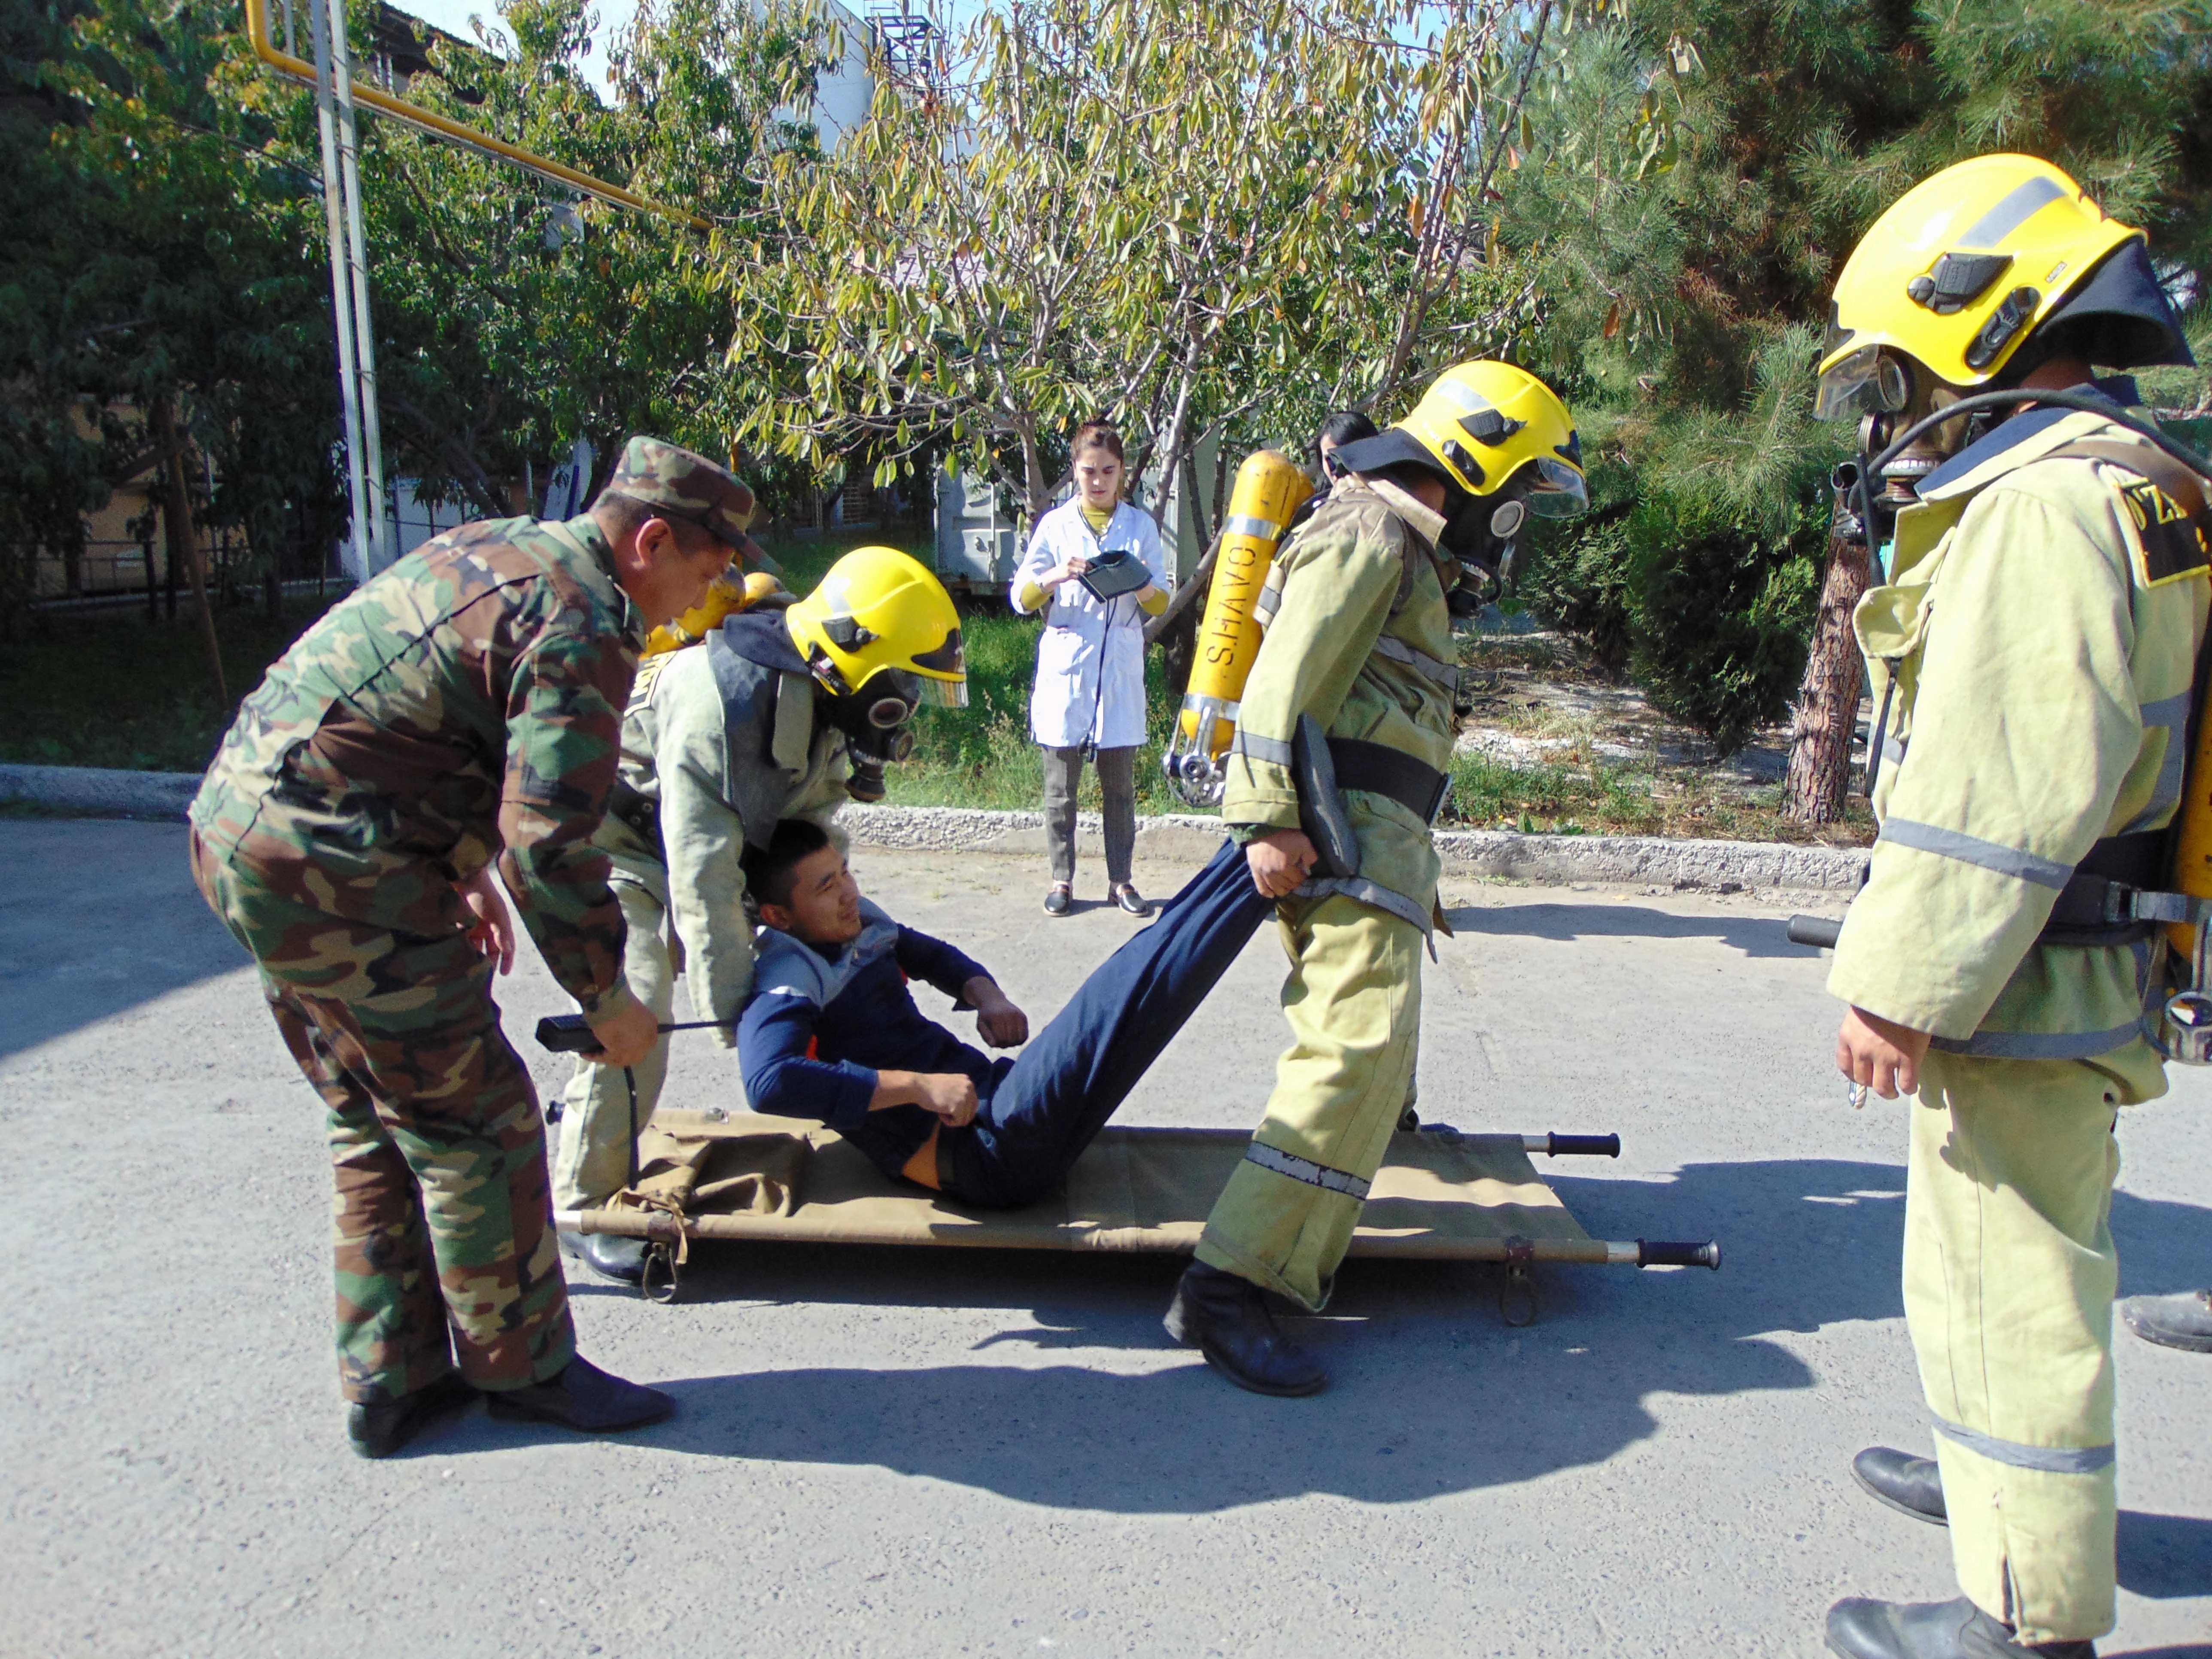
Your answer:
[1853,387,2212,548]
[1854,390,2212,799]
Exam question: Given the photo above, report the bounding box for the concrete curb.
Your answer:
[830,805,1869,892]
[0,763,203,821]
[0,766,1872,892]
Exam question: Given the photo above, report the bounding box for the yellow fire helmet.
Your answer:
[785,545,968,707]
[1329,360,1588,517]
[641,545,789,657]
[1816,152,2191,420]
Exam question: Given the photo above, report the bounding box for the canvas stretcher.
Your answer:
[553,1110,1720,1317]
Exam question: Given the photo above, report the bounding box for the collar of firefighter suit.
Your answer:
[1915,374,2143,501]
[1358,475,1448,550]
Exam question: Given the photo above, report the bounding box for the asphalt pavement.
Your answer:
[2,819,2206,1657]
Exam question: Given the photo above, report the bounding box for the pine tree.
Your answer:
[1501,0,2212,808]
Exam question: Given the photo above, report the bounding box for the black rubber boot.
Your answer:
[1164,1260,1327,1397]
[2120,1288,2212,1352]
[346,1371,477,1460]
[1826,1596,2094,1658]
[566,1231,649,1285]
[1853,1446,1948,1525]
[484,1355,675,1433]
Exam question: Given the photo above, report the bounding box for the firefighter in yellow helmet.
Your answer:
[1164,359,1586,1393]
[1811,156,2201,1659]
[555,544,966,1281]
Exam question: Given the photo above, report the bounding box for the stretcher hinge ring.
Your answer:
[1499,1234,1538,1328]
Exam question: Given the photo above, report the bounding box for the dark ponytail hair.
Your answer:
[1071,420,1124,463]
[1314,410,1378,475]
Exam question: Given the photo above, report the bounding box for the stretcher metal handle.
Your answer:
[1788,914,1842,950]
[1531,1133,1620,1158]
[534,1012,729,1053]
[1638,1240,1722,1270]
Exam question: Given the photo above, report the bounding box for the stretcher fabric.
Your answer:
[582,1115,1603,1260]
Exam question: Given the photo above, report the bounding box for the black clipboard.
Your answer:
[1077,548,1154,602]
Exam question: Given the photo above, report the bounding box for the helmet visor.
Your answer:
[917,675,967,710]
[1523,457,1590,518]
[910,626,968,707]
[1814,345,1911,422]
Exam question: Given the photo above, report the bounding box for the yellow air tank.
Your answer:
[1161,448,1314,806]
[2166,714,2212,960]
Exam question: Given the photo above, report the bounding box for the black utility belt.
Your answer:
[1326,737,1451,825]
[2040,830,2169,946]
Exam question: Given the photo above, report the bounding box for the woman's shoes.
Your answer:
[1112,884,1152,917]
[1043,884,1072,917]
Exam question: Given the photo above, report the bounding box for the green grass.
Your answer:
[0,594,350,773]
[2,531,1871,844]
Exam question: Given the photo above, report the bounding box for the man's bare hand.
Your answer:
[913,1072,979,1127]
[1246,828,1318,898]
[1836,1006,1933,1100]
[455,866,517,975]
[965,976,1030,1048]
[585,996,658,1068]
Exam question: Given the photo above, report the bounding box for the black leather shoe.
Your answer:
[1826,1595,2093,1658]
[2121,1288,2212,1352]
[1164,1260,1327,1396]
[346,1371,477,1460]
[1043,884,1072,917]
[484,1355,675,1433]
[1853,1445,1948,1525]
[1112,884,1152,917]
[566,1230,648,1285]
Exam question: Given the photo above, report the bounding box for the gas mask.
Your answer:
[1818,347,1975,549]
[1439,490,1531,595]
[822,668,922,803]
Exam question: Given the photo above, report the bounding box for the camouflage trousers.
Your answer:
[191,832,575,1403]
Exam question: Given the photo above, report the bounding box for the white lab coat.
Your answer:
[1010,499,1168,750]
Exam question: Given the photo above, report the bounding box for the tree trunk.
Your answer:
[152,395,228,706]
[1782,526,1871,824]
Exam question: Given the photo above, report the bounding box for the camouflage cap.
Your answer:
[600,436,756,547]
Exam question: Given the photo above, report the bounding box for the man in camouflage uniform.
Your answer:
[1166,362,1586,1395]
[190,437,753,1457]
[556,546,968,1282]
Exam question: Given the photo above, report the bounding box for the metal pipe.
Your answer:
[240,0,707,229]
[324,0,391,572]
[307,0,371,583]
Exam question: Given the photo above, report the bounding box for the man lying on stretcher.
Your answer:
[735,819,1270,1206]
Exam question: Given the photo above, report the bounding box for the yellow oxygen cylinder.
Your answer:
[1161,449,1314,806]
[2165,713,2212,960]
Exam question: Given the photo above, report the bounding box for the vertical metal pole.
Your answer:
[327,0,392,571]
[308,0,371,584]
[281,0,296,57]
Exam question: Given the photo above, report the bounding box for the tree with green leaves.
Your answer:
[1500,0,2212,812]
[722,0,1586,532]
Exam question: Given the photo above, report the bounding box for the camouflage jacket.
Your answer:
[191,514,644,1020]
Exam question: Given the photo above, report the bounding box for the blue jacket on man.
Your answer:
[733,842,1275,1207]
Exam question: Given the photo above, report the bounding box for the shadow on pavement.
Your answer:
[488,1161,2204,1515]
[2118,1510,2212,1600]
[444,1156,2212,1537]
[0,820,248,1060]
[1442,900,1827,960]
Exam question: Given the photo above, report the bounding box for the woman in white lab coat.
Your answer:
[1009,422,1169,917]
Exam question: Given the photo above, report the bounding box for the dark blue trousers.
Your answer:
[943,839,1272,1206]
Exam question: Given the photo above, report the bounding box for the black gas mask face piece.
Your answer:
[823,669,921,799]
[1439,490,1531,592]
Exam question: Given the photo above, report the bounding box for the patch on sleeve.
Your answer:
[2119,476,2212,588]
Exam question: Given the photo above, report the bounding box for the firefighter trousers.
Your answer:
[1907,1047,2155,1644]
[1195,892,1423,1311]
